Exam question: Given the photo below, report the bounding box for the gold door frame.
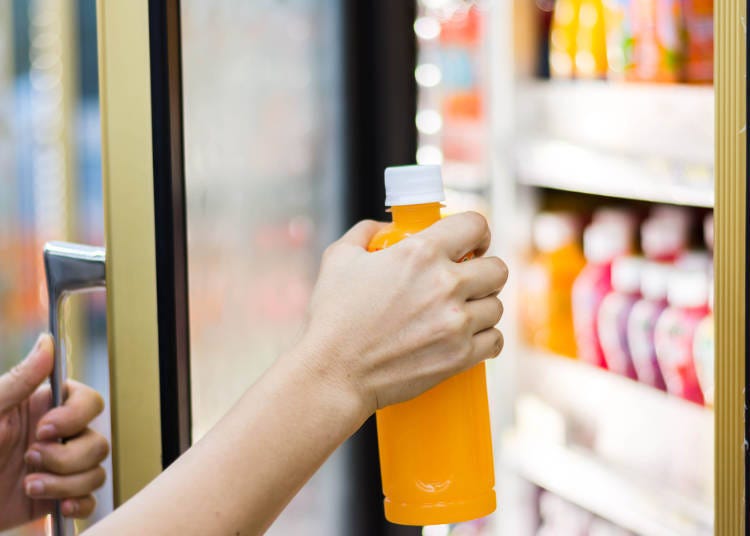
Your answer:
[715,0,746,533]
[97,0,162,505]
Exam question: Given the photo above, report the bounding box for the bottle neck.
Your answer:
[390,203,442,228]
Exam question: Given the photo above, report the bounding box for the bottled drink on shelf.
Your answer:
[575,0,609,78]
[629,0,685,83]
[520,212,585,357]
[550,0,581,78]
[654,267,708,404]
[369,165,495,525]
[597,255,644,378]
[603,0,633,79]
[693,278,714,407]
[572,221,631,368]
[683,0,714,83]
[627,261,669,389]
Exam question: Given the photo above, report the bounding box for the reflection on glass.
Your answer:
[181,1,344,534]
[0,1,110,534]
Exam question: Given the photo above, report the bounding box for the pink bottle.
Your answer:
[654,268,709,404]
[626,261,669,389]
[597,256,644,378]
[572,223,631,368]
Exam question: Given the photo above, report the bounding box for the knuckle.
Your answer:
[91,467,106,489]
[494,299,504,324]
[465,211,489,235]
[402,236,436,265]
[436,268,461,297]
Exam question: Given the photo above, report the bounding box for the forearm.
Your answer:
[88,343,366,535]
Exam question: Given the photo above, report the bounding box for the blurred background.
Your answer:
[1,0,718,535]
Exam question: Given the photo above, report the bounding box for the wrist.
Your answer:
[275,336,371,436]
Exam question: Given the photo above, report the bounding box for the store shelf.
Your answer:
[502,431,714,536]
[515,81,714,206]
[507,350,714,534]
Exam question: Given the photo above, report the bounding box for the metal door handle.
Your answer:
[44,242,106,536]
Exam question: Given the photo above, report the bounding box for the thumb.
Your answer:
[0,334,54,412]
[337,220,387,249]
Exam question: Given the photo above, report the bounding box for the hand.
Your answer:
[0,334,109,530]
[297,212,508,421]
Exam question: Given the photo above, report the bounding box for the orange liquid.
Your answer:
[368,203,496,526]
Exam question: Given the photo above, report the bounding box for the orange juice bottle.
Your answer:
[368,165,496,526]
[575,0,609,78]
[550,0,581,78]
[521,212,585,357]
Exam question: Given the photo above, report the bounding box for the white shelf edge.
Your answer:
[516,140,714,207]
[502,431,714,536]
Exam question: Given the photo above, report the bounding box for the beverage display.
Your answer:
[597,255,643,378]
[549,0,713,83]
[520,212,585,357]
[572,222,631,368]
[369,165,495,525]
[654,268,709,404]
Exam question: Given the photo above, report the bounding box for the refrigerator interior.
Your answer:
[413,1,715,535]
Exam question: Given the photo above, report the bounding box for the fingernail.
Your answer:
[26,480,44,497]
[37,424,57,441]
[62,500,78,516]
[24,449,42,466]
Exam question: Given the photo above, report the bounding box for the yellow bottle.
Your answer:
[575,0,609,78]
[521,212,585,357]
[550,0,581,78]
[368,165,496,526]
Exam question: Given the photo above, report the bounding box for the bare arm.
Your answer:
[87,213,508,535]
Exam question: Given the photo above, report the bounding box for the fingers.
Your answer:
[421,212,491,261]
[0,334,53,412]
[466,296,504,334]
[36,379,105,441]
[24,466,106,500]
[337,220,388,248]
[61,495,97,519]
[26,428,109,475]
[457,256,509,299]
[469,328,504,364]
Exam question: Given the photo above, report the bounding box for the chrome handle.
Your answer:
[44,242,106,536]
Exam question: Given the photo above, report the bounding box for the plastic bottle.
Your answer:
[575,0,609,78]
[520,212,585,357]
[693,280,714,407]
[603,0,634,79]
[572,222,631,368]
[626,261,669,389]
[368,165,495,525]
[630,0,684,83]
[550,0,581,78]
[597,255,644,378]
[693,213,714,406]
[683,0,713,83]
[654,268,708,404]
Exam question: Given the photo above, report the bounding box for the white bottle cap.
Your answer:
[651,205,691,226]
[384,165,446,206]
[667,268,709,309]
[533,212,579,253]
[676,250,712,272]
[611,255,644,294]
[641,217,688,259]
[583,222,630,263]
[640,261,670,301]
[593,207,638,234]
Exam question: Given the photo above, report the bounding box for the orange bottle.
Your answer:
[368,165,496,526]
[520,212,585,357]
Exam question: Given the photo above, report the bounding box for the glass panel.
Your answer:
[181,1,345,533]
[0,1,111,534]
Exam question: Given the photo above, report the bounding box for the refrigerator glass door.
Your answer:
[180,1,345,533]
